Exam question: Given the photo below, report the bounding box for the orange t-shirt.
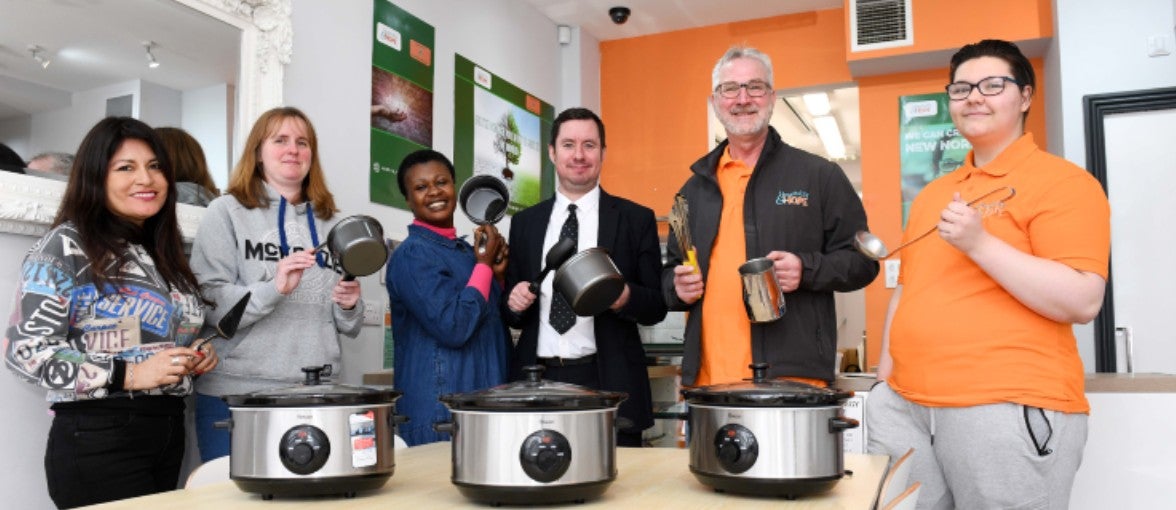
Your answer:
[888,134,1109,413]
[696,149,753,386]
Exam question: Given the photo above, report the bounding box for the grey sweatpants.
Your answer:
[866,382,1087,510]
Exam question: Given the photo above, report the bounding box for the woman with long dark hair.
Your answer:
[4,117,218,508]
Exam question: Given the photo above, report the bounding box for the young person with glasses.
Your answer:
[867,39,1110,509]
[662,45,878,389]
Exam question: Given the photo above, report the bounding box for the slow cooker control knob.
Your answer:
[519,429,572,483]
[714,424,758,474]
[279,425,331,475]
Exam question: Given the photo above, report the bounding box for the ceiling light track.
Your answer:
[143,41,160,69]
[28,45,51,69]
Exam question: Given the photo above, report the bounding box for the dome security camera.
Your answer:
[609,6,631,25]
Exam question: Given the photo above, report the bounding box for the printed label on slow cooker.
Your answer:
[349,411,378,467]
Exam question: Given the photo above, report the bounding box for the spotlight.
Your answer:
[143,41,160,69]
[28,45,51,69]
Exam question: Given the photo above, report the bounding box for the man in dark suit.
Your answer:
[503,107,666,447]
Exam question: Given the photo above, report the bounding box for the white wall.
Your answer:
[1044,0,1176,372]
[284,0,588,384]
[137,80,183,129]
[0,232,58,510]
[29,80,140,158]
[181,83,234,189]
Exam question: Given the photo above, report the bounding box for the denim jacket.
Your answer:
[385,224,510,446]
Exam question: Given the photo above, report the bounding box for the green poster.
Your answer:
[370,1,435,209]
[898,93,971,227]
[453,54,554,213]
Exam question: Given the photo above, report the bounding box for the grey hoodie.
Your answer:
[189,185,363,396]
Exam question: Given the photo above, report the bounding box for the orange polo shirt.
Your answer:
[888,134,1109,413]
[696,149,752,386]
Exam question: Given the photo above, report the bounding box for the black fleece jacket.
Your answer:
[661,127,879,385]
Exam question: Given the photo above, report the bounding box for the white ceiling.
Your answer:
[520,0,842,41]
[0,0,860,185]
[0,0,239,120]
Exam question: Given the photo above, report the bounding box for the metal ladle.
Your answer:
[854,186,1017,260]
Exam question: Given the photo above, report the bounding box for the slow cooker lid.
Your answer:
[681,363,852,407]
[440,365,626,410]
[223,365,401,407]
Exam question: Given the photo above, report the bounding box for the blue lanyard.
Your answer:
[277,196,326,268]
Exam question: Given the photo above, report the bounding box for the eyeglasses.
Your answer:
[714,80,772,98]
[945,76,1020,100]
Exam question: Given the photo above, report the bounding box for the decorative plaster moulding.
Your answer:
[0,171,206,241]
[0,0,292,240]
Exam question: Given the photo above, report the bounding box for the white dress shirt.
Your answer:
[536,185,600,358]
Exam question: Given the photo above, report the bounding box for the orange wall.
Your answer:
[599,10,851,216]
[600,5,1051,369]
[845,0,1053,60]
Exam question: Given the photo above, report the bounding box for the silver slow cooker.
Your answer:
[220,365,405,499]
[435,365,627,505]
[681,363,858,498]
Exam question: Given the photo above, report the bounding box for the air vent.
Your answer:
[850,0,913,52]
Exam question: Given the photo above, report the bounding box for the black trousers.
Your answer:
[542,361,643,448]
[45,409,185,509]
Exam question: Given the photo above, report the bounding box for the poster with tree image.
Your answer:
[454,54,554,213]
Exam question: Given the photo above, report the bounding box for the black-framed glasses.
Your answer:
[714,80,772,98]
[945,76,1020,100]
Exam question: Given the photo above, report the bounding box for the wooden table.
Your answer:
[87,443,889,509]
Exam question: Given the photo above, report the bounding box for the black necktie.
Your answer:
[550,204,578,334]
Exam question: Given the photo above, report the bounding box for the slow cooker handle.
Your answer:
[614,416,635,430]
[213,418,233,430]
[828,416,860,433]
[432,421,456,434]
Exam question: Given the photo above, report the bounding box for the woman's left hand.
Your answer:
[191,343,219,376]
[492,235,509,282]
[333,279,361,310]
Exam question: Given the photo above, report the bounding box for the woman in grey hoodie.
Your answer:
[189,107,364,462]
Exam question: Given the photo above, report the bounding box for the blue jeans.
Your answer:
[194,393,231,462]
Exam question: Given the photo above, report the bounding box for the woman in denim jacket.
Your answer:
[385,150,510,446]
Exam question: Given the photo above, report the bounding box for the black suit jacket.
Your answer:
[503,189,667,431]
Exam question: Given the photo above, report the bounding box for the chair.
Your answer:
[185,455,231,489]
[881,482,922,510]
[875,447,915,510]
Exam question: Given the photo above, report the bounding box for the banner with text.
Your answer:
[454,54,554,214]
[898,93,971,227]
[370,1,435,209]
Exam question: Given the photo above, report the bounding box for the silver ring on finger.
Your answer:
[171,355,182,366]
